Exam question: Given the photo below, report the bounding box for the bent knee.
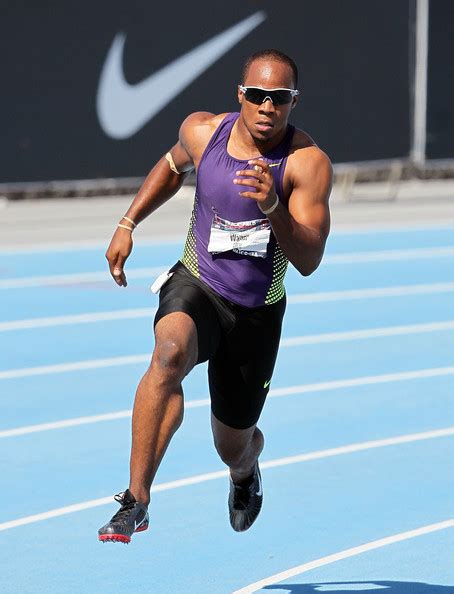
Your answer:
[151,339,194,379]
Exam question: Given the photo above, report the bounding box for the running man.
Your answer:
[98,49,332,543]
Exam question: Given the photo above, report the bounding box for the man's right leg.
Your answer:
[98,311,197,542]
[128,312,198,505]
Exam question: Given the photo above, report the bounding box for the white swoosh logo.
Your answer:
[256,473,262,497]
[135,517,145,530]
[97,12,266,139]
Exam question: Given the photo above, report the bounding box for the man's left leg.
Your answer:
[208,296,286,531]
[211,414,265,532]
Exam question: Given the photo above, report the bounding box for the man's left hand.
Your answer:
[233,159,278,213]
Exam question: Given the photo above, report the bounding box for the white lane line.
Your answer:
[322,245,454,264]
[1,425,453,532]
[2,284,454,331]
[0,320,454,380]
[267,366,454,398]
[0,308,157,331]
[2,366,454,437]
[0,266,166,289]
[233,518,454,593]
[280,320,454,346]
[2,317,454,379]
[0,411,134,437]
[0,354,151,380]
[0,397,210,438]
[1,246,454,290]
[0,237,184,255]
[287,282,454,304]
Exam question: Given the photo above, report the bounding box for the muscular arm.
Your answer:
[237,146,332,276]
[105,111,217,286]
[267,147,332,276]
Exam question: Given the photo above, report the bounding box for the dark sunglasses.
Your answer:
[239,85,299,106]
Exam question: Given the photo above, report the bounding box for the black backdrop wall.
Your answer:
[426,0,454,160]
[1,0,450,184]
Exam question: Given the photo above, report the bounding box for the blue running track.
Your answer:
[1,225,453,593]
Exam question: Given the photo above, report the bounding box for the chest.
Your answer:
[197,151,285,220]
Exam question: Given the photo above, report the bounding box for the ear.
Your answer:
[291,93,300,110]
[237,85,243,104]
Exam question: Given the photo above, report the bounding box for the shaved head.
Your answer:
[242,49,298,88]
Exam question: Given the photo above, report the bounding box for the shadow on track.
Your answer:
[263,582,454,593]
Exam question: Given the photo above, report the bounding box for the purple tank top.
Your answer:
[181,112,294,308]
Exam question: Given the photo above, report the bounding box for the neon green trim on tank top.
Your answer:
[181,194,200,277]
[265,243,288,304]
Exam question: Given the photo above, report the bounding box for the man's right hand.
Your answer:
[105,227,133,287]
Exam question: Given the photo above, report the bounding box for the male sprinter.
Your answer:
[98,49,332,543]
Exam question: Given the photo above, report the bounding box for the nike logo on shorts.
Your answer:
[97,12,266,139]
[263,379,271,389]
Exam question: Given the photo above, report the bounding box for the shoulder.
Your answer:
[179,112,230,160]
[180,111,229,130]
[286,128,333,185]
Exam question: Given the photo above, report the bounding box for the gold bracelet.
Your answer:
[118,223,134,231]
[122,216,137,228]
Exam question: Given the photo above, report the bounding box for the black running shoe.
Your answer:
[98,489,149,544]
[228,463,263,532]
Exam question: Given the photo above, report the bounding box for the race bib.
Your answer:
[207,214,271,258]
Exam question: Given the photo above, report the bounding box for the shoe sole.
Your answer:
[98,523,149,544]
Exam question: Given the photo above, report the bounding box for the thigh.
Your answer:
[154,264,222,364]
[208,296,286,429]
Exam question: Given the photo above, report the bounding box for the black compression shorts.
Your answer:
[154,261,286,430]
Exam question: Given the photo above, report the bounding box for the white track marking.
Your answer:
[0,354,150,380]
[268,366,454,398]
[0,411,133,436]
[260,426,454,468]
[287,282,454,304]
[233,518,454,593]
[2,285,454,331]
[0,266,166,289]
[2,366,454,437]
[0,236,187,255]
[0,397,210,437]
[1,426,453,532]
[332,223,454,234]
[0,308,157,331]
[0,240,114,254]
[1,246,454,290]
[2,316,454,379]
[280,320,454,346]
[322,246,454,264]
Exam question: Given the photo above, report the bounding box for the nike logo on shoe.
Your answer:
[97,12,266,139]
[256,473,263,497]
